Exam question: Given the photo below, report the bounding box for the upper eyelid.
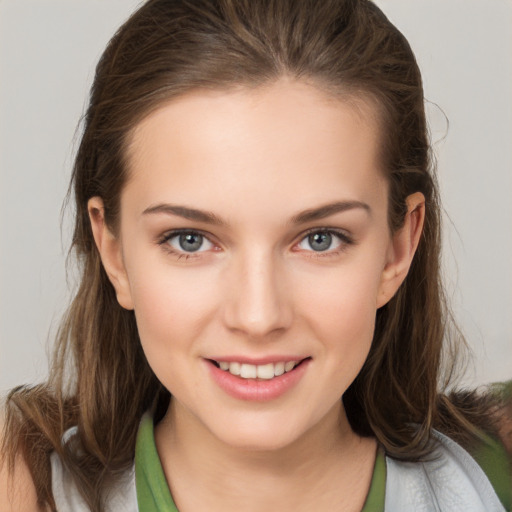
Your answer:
[300,226,350,235]
[157,226,353,250]
[296,227,352,242]
[294,230,354,260]
[160,228,216,242]
[158,229,216,257]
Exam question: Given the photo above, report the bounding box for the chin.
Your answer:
[218,427,303,453]
[204,409,323,453]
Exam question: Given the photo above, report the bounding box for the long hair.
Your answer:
[1,1,501,510]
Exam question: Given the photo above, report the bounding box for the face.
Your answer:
[93,79,417,451]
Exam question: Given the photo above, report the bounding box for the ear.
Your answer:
[88,197,134,310]
[377,192,425,308]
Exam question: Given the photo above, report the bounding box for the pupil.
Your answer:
[179,233,203,252]
[309,232,332,251]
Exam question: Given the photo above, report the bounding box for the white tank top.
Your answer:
[51,427,506,511]
[50,427,137,512]
[385,430,506,511]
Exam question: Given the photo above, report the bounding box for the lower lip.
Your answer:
[206,359,310,402]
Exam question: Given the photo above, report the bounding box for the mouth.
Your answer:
[209,358,310,380]
[206,357,311,401]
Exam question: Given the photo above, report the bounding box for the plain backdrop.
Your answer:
[1,0,511,394]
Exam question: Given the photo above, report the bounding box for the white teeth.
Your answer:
[256,363,275,380]
[284,361,296,372]
[240,363,257,379]
[274,362,285,376]
[217,360,300,379]
[229,362,241,375]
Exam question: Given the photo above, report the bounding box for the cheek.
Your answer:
[297,259,383,360]
[125,258,220,360]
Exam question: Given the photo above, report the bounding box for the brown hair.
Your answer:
[1,0,502,510]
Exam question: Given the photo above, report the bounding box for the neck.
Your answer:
[155,399,377,512]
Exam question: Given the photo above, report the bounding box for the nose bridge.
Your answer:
[223,245,291,337]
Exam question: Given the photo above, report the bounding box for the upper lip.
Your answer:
[206,356,310,365]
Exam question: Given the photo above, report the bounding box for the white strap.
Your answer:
[385,430,506,512]
[50,431,138,512]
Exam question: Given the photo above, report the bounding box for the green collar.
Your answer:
[135,413,178,511]
[135,412,386,511]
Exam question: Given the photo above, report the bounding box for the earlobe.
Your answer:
[88,197,134,310]
[377,192,425,308]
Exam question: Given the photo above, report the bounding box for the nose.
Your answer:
[222,249,293,338]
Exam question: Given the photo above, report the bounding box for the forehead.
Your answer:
[122,79,387,221]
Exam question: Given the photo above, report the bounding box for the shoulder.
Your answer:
[492,380,512,456]
[0,411,43,512]
[0,456,42,512]
[51,430,138,512]
[472,383,512,511]
[385,428,510,512]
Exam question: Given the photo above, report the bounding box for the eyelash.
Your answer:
[296,227,354,258]
[157,229,216,260]
[157,227,354,260]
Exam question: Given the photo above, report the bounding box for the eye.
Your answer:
[164,231,214,253]
[297,230,348,252]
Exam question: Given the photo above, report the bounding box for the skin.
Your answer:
[89,78,425,511]
[0,457,42,512]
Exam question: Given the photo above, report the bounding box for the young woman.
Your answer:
[1,0,511,511]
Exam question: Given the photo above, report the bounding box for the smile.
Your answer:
[214,360,300,380]
[207,357,311,401]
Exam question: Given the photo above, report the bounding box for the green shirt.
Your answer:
[134,413,510,511]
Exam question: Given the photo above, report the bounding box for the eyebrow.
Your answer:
[142,204,226,226]
[142,200,371,226]
[290,200,371,224]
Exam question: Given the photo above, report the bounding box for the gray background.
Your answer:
[1,0,511,394]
